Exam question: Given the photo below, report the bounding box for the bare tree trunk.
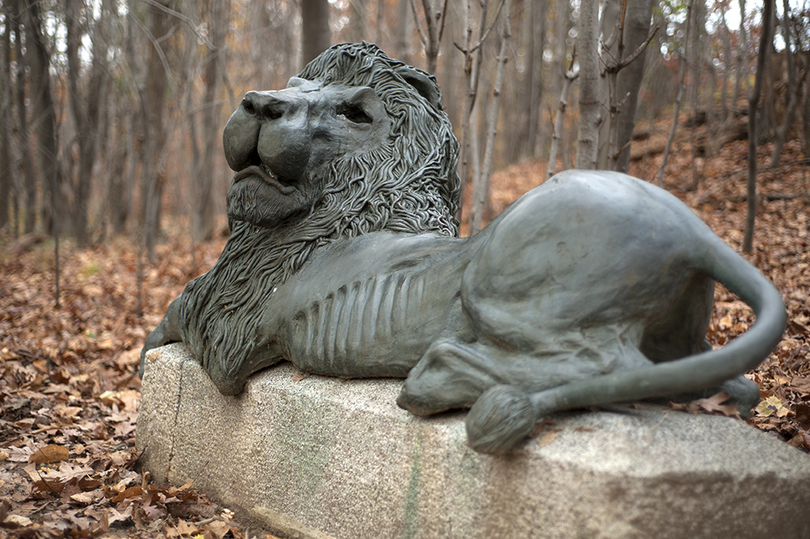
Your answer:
[24,0,61,237]
[513,0,545,161]
[347,0,367,42]
[657,0,693,188]
[732,0,748,109]
[301,0,331,65]
[469,0,511,236]
[548,67,577,179]
[719,1,732,123]
[688,0,703,189]
[412,0,448,74]
[613,0,655,173]
[596,0,620,169]
[375,0,384,45]
[66,1,107,246]
[804,63,810,157]
[196,0,224,242]
[12,3,37,234]
[528,0,547,158]
[456,0,488,227]
[142,0,173,263]
[554,0,572,170]
[769,0,798,167]
[24,0,61,306]
[601,1,658,172]
[703,49,717,166]
[0,7,12,231]
[575,0,600,169]
[513,0,534,162]
[742,0,774,254]
[395,0,412,64]
[113,0,141,236]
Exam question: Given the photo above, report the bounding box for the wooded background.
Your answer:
[2,3,810,535]
[0,0,808,255]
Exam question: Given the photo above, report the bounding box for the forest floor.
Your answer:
[1,128,809,538]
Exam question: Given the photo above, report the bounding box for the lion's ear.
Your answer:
[396,66,443,112]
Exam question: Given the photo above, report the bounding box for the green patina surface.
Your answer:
[402,429,424,539]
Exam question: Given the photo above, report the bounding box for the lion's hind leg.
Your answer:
[638,273,760,414]
[397,338,507,417]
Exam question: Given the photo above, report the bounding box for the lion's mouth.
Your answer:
[233,165,298,196]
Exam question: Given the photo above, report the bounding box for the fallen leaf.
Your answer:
[694,392,741,418]
[29,444,69,464]
[70,489,105,504]
[108,504,134,525]
[537,430,559,448]
[112,485,143,502]
[207,520,232,539]
[56,405,83,418]
[33,478,66,494]
[139,503,164,522]
[755,395,789,418]
[3,514,33,527]
[789,376,810,393]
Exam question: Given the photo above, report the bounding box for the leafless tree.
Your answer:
[548,58,578,179]
[411,0,448,74]
[575,0,601,169]
[719,0,733,123]
[742,0,774,253]
[66,1,108,246]
[469,0,511,236]
[141,0,174,263]
[195,0,226,242]
[12,1,38,235]
[0,6,13,231]
[302,0,331,66]
[24,0,61,237]
[395,0,413,64]
[512,0,546,161]
[611,0,656,173]
[770,0,800,167]
[657,0,693,188]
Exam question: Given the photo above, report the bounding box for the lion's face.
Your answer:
[223,77,393,228]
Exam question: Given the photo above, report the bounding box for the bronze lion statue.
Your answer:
[141,43,786,454]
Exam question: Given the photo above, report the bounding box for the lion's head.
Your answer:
[224,41,460,235]
[177,43,461,391]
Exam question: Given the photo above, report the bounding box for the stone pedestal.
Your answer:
[137,344,810,539]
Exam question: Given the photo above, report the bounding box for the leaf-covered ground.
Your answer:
[1,134,808,538]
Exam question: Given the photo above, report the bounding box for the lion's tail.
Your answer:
[466,238,787,454]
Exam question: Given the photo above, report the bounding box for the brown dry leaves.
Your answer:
[0,232,269,538]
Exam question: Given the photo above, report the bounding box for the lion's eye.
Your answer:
[337,104,373,124]
[262,105,283,121]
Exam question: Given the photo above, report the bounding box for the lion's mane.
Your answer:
[178,43,461,385]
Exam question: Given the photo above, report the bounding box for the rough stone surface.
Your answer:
[137,344,810,539]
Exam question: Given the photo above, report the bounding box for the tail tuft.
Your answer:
[466,385,537,454]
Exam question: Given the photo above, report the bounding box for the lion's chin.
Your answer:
[226,176,307,229]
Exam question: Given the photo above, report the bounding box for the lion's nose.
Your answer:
[242,91,290,121]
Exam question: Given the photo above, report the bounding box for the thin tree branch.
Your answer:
[138,0,216,50]
[616,25,659,71]
[456,0,506,55]
[128,11,174,86]
[409,0,428,45]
